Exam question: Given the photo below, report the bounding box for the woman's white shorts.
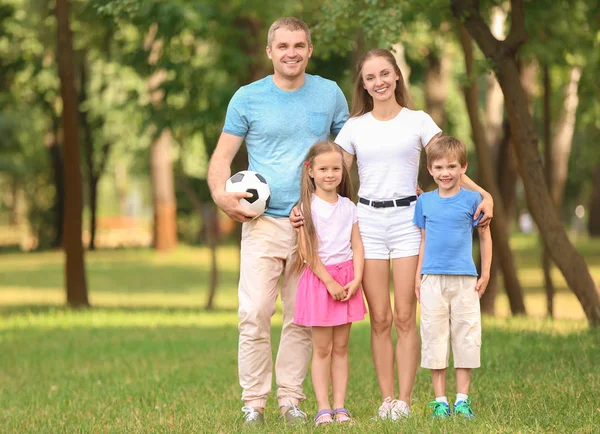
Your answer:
[357,201,421,260]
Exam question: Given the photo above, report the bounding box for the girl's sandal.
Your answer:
[314,409,334,426]
[334,407,355,425]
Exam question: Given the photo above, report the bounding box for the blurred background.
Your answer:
[1,0,599,323]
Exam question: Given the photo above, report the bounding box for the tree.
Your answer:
[457,23,526,315]
[451,0,600,326]
[55,0,88,306]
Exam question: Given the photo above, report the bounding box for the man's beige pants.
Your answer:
[238,216,312,409]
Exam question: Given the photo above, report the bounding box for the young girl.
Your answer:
[293,141,367,426]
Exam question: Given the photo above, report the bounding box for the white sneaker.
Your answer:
[390,400,410,420]
[377,397,394,420]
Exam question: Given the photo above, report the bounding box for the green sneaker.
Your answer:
[454,399,475,418]
[428,400,451,419]
[241,406,264,425]
[281,403,307,424]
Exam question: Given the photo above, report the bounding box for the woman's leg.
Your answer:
[391,256,420,405]
[311,326,333,411]
[331,323,352,411]
[363,259,394,399]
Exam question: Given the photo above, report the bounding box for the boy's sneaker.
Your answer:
[428,400,451,419]
[281,403,307,424]
[454,399,475,418]
[241,406,264,425]
[390,400,410,420]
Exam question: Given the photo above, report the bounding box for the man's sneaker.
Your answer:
[428,400,451,419]
[390,400,410,420]
[281,403,307,424]
[454,399,475,418]
[241,406,264,425]
[376,397,394,420]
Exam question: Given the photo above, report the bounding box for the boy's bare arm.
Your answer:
[476,225,492,298]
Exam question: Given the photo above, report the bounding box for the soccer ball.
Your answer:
[225,170,271,218]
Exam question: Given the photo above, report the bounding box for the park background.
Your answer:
[0,0,599,432]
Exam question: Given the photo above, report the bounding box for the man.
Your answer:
[207,17,349,425]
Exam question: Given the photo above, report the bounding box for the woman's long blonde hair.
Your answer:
[350,48,412,118]
[293,141,353,275]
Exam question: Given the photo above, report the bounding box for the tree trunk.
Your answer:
[485,6,506,158]
[55,0,88,307]
[78,56,96,250]
[452,0,600,326]
[151,129,178,251]
[48,136,65,249]
[589,165,600,237]
[420,44,453,190]
[145,24,178,251]
[480,6,506,311]
[542,63,555,317]
[457,24,526,315]
[205,206,220,310]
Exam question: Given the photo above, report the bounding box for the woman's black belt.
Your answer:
[358,195,417,208]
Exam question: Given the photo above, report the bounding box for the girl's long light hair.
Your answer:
[293,141,353,275]
[350,48,412,118]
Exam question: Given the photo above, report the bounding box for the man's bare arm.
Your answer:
[208,132,256,222]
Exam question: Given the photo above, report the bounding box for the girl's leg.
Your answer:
[391,256,420,405]
[311,326,333,411]
[362,259,394,400]
[331,323,352,411]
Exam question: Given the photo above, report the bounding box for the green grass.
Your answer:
[1,235,600,433]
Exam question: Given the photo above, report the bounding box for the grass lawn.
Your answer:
[1,235,599,433]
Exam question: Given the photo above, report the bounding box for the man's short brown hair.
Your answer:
[426,136,468,168]
[267,17,311,47]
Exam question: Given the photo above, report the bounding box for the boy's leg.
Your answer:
[276,219,312,415]
[331,323,352,410]
[449,275,481,370]
[311,326,334,411]
[431,368,447,398]
[456,368,471,395]
[238,218,284,411]
[449,275,480,418]
[420,275,451,417]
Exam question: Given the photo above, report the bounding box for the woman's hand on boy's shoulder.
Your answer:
[475,192,494,228]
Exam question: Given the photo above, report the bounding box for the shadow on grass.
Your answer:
[0,304,239,317]
[0,262,241,294]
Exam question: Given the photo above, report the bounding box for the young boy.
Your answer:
[413,136,492,419]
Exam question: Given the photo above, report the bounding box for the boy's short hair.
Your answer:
[426,136,468,168]
[267,17,311,47]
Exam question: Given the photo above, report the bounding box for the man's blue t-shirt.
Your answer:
[222,74,349,218]
[413,188,483,276]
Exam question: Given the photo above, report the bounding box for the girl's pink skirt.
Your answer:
[294,259,367,327]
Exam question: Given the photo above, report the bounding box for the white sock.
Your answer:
[435,396,448,404]
[455,393,468,405]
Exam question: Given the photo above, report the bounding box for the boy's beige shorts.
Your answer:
[419,274,481,369]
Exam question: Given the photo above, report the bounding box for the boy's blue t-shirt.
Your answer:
[222,74,349,218]
[413,188,483,276]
